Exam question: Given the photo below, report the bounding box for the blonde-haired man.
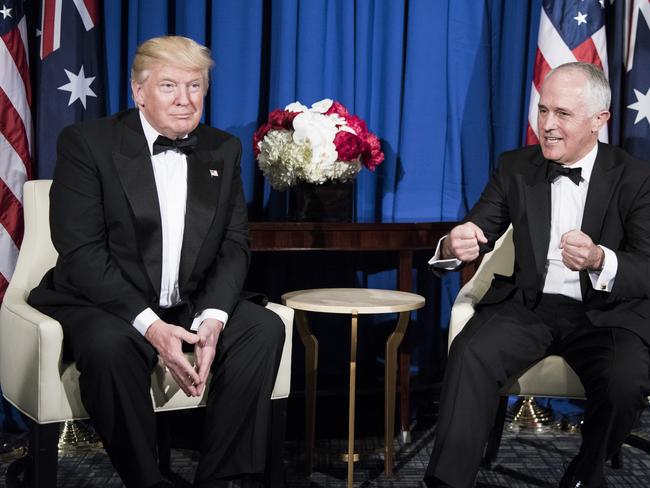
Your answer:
[29,36,284,488]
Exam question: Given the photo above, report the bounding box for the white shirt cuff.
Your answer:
[428,234,463,270]
[190,308,228,332]
[132,308,161,336]
[588,245,618,292]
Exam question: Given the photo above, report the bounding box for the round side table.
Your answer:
[281,288,425,487]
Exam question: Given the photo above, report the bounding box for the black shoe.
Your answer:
[559,460,607,488]
[423,476,453,488]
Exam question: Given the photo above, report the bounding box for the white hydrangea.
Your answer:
[299,159,361,184]
[257,130,311,190]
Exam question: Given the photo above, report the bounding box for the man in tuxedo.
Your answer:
[28,36,285,488]
[424,62,650,488]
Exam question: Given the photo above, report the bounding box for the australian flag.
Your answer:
[35,0,105,178]
[607,0,650,160]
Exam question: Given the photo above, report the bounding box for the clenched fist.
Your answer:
[441,222,487,262]
[560,229,604,271]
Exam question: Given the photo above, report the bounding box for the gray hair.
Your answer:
[546,62,611,114]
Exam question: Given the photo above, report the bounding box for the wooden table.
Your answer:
[282,288,425,485]
[250,221,464,441]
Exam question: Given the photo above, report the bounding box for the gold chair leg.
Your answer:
[384,311,410,477]
[347,310,359,488]
[294,310,318,473]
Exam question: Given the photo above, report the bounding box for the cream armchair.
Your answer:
[447,225,585,467]
[0,180,294,487]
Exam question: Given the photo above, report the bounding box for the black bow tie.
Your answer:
[152,134,197,156]
[546,162,582,185]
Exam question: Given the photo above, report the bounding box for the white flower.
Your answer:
[337,122,356,134]
[310,98,333,113]
[257,129,311,190]
[292,111,338,165]
[284,102,308,113]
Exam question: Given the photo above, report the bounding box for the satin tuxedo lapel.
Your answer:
[112,111,163,297]
[179,149,224,292]
[579,144,624,298]
[525,154,552,283]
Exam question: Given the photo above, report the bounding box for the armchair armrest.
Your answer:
[448,226,515,349]
[0,287,68,423]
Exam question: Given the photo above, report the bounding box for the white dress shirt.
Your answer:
[132,112,228,335]
[429,143,618,300]
[542,143,617,299]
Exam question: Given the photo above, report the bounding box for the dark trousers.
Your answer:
[40,300,285,488]
[426,294,650,488]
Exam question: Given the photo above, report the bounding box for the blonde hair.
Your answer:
[131,36,214,92]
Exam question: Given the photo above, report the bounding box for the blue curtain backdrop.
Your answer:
[97,0,541,379]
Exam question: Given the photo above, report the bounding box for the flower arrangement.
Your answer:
[253,99,384,190]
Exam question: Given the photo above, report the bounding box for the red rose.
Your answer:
[268,109,299,129]
[344,114,369,137]
[326,100,349,117]
[253,122,272,157]
[360,133,384,170]
[334,131,363,162]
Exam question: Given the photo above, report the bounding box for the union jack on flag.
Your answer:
[527,0,610,145]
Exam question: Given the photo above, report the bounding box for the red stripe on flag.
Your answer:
[526,124,540,146]
[41,0,56,59]
[83,0,100,25]
[0,88,31,177]
[1,29,32,107]
[532,49,553,92]
[0,272,9,304]
[572,38,603,68]
[0,179,24,249]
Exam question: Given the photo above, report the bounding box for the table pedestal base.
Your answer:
[295,309,412,487]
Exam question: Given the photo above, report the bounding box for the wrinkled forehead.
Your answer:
[145,64,206,81]
[540,71,589,107]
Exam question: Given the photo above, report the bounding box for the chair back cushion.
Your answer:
[11,180,57,293]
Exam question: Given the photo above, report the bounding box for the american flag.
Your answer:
[0,0,33,303]
[35,0,104,178]
[527,0,610,144]
[608,0,650,159]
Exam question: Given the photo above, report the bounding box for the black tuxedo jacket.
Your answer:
[29,109,250,328]
[465,143,650,344]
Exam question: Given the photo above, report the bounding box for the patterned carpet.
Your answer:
[1,407,650,487]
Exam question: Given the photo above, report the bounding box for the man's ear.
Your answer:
[131,80,144,107]
[592,110,610,132]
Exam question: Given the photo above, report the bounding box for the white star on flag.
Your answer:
[627,87,650,125]
[58,65,97,109]
[574,11,588,25]
[0,4,12,19]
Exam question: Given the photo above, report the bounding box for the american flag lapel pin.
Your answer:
[209,169,219,177]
